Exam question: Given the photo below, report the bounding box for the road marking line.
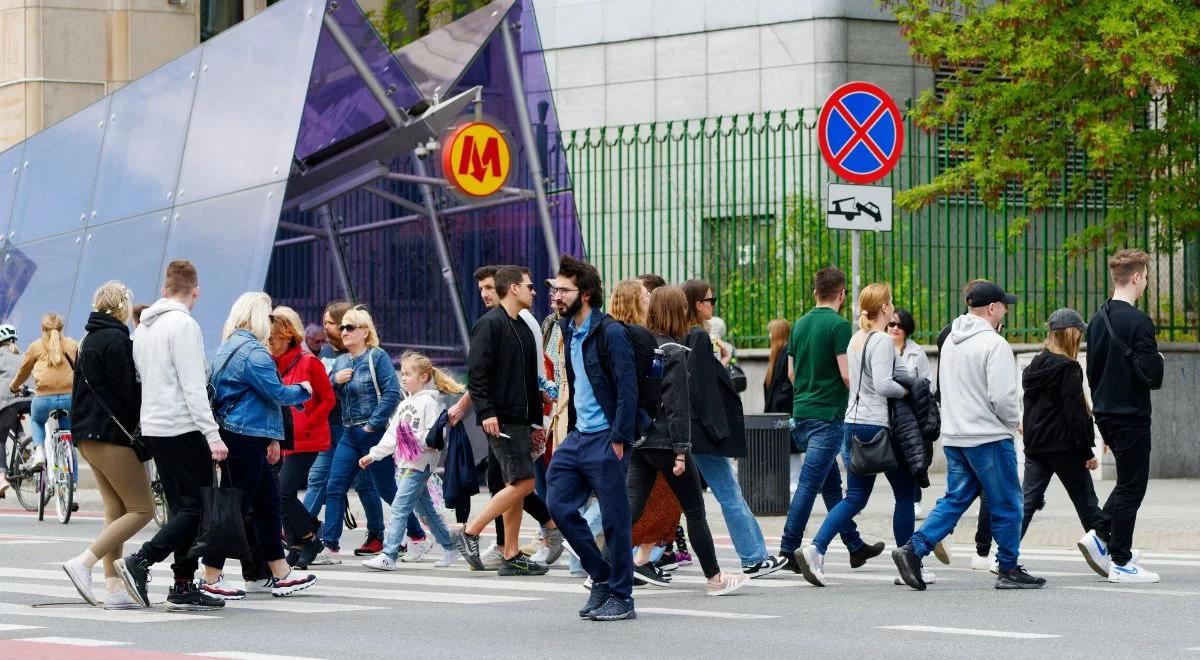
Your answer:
[1066,586,1200,597]
[309,584,541,604]
[880,625,1059,639]
[0,623,42,631]
[638,607,778,620]
[191,652,328,660]
[0,540,55,545]
[0,581,386,614]
[13,636,129,647]
[0,602,217,624]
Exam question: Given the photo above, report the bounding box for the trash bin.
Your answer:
[737,413,791,516]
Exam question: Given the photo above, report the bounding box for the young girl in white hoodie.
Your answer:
[359,351,463,570]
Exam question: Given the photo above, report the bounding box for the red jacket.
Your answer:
[274,345,336,454]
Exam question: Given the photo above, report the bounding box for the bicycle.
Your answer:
[37,409,76,524]
[0,390,38,511]
[147,459,169,527]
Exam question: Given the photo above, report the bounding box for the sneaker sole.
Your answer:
[890,549,926,591]
[589,610,637,621]
[201,588,244,601]
[498,568,551,577]
[363,563,399,571]
[104,602,143,610]
[165,602,224,611]
[273,578,317,597]
[62,563,98,607]
[113,560,149,608]
[794,550,826,587]
[1076,541,1109,578]
[994,579,1048,590]
[932,543,952,565]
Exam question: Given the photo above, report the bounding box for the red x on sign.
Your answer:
[817,81,904,184]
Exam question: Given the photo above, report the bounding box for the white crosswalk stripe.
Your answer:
[191,652,329,660]
[0,582,385,614]
[638,607,778,620]
[0,602,218,623]
[13,636,129,646]
[0,623,42,631]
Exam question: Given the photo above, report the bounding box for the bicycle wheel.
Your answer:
[53,438,73,524]
[37,468,46,521]
[11,438,39,512]
[148,461,169,527]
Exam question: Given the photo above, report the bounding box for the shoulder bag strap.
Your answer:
[282,353,304,378]
[849,332,876,425]
[211,339,253,389]
[67,338,138,445]
[1099,302,1136,360]
[366,347,381,398]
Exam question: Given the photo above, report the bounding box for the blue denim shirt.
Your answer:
[568,313,608,433]
[209,330,311,440]
[330,346,401,430]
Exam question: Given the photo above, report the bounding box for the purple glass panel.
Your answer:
[294,0,424,161]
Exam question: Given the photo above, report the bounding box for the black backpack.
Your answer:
[595,316,662,414]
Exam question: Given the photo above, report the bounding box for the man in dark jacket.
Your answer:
[1078,249,1165,583]
[454,266,548,577]
[546,256,639,622]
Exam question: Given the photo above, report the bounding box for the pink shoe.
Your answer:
[675,551,693,567]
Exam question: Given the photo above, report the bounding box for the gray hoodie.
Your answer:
[132,298,221,444]
[939,314,1019,447]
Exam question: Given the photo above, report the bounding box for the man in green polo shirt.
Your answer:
[776,267,883,571]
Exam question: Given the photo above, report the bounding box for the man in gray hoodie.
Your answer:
[893,281,1046,591]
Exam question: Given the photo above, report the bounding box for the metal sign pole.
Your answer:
[851,230,861,307]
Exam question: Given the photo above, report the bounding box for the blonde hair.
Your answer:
[92,280,133,323]
[401,350,464,395]
[1045,327,1082,361]
[857,283,892,333]
[272,306,305,339]
[341,307,380,348]
[41,313,66,366]
[222,292,273,344]
[608,280,647,326]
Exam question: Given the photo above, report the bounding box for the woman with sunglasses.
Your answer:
[888,308,932,388]
[319,307,422,561]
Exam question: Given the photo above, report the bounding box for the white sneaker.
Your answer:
[1077,530,1110,577]
[199,575,245,600]
[103,591,141,610]
[362,554,398,571]
[914,503,925,520]
[922,566,937,584]
[29,445,46,469]
[1108,561,1159,584]
[970,554,994,571]
[309,548,342,566]
[434,547,461,568]
[62,558,98,606]
[529,547,551,564]
[797,545,827,587]
[479,543,504,571]
[402,537,433,563]
[245,578,274,594]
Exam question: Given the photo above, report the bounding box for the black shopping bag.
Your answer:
[189,463,252,560]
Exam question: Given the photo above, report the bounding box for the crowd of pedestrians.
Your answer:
[24,246,1165,619]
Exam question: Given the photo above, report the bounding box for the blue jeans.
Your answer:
[780,419,863,555]
[321,425,423,549]
[382,466,454,560]
[813,424,916,554]
[547,431,633,601]
[303,423,386,538]
[910,440,1023,572]
[691,453,768,567]
[31,393,71,447]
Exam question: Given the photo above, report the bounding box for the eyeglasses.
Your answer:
[549,287,577,297]
[700,297,718,305]
[339,324,361,333]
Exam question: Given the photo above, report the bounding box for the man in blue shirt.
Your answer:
[546,256,639,621]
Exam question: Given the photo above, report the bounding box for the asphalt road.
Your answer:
[2,503,1199,659]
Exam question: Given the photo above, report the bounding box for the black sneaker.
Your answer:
[285,547,300,567]
[632,562,672,587]
[454,528,484,571]
[588,594,636,621]
[995,565,1047,590]
[294,536,325,570]
[850,541,886,568]
[114,554,152,607]
[892,543,926,591]
[498,553,549,576]
[782,553,802,574]
[653,551,679,571]
[743,555,788,579]
[579,582,611,619]
[166,581,225,611]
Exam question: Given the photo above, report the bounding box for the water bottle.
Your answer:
[649,348,665,379]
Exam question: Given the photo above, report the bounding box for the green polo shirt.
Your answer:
[788,306,852,421]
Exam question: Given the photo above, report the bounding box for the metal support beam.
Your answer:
[322,11,407,128]
[413,157,472,355]
[363,186,430,217]
[277,221,326,237]
[499,19,560,267]
[317,205,356,302]
[384,172,537,199]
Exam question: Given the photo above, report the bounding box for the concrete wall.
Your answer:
[736,343,1200,478]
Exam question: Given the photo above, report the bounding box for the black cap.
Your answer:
[1047,308,1087,331]
[965,281,1017,307]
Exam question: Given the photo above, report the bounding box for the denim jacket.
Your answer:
[560,308,638,445]
[209,330,311,440]
[330,346,401,430]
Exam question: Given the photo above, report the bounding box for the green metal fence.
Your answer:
[561,105,1200,347]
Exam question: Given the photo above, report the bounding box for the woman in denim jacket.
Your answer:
[319,307,409,557]
[200,292,317,599]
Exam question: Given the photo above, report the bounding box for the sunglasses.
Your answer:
[339,324,362,333]
[887,322,901,329]
[700,297,718,305]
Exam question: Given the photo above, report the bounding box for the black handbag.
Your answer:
[189,463,252,560]
[848,333,899,476]
[727,361,748,393]
[278,353,303,452]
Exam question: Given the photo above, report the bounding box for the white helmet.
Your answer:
[0,324,15,345]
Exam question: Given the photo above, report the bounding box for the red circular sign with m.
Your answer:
[817,82,904,184]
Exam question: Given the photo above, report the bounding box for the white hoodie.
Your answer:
[132,298,221,444]
[939,314,1020,447]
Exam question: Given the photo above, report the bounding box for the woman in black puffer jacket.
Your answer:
[890,373,940,488]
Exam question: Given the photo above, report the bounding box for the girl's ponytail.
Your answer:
[400,350,464,395]
[431,367,465,395]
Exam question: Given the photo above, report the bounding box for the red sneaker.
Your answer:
[354,535,384,557]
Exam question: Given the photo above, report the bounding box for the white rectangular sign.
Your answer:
[826,183,893,232]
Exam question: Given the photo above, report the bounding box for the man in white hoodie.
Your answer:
[114,260,228,611]
[893,281,1046,591]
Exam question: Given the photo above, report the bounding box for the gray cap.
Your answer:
[1047,308,1087,331]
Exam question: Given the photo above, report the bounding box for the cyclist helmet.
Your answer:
[0,324,15,345]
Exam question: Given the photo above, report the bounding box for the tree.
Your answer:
[882,0,1200,253]
[368,0,491,50]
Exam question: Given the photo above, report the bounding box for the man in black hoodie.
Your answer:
[1078,249,1164,584]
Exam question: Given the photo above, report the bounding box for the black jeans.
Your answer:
[1093,419,1151,566]
[137,432,212,580]
[1021,451,1103,539]
[204,430,285,570]
[279,451,319,546]
[626,449,720,579]
[487,449,553,546]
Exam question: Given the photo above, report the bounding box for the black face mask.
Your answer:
[565,295,585,319]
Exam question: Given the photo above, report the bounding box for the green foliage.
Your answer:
[882,0,1200,252]
[368,0,491,49]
